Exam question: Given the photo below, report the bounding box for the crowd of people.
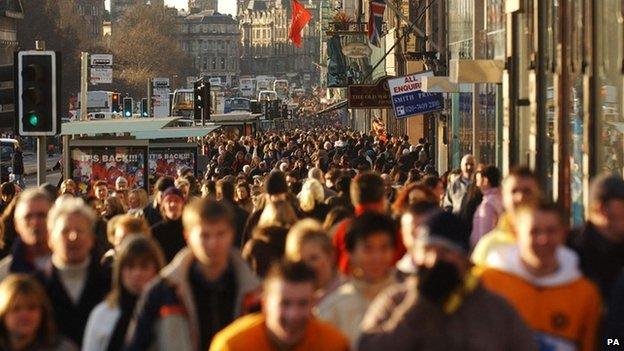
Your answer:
[0,126,620,351]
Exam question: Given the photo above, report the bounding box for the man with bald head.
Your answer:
[443,154,475,214]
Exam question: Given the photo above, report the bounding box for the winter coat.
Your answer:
[124,248,261,351]
[443,176,472,214]
[0,238,51,281]
[358,275,536,351]
[481,245,602,351]
[82,302,121,351]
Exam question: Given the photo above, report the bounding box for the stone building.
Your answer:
[110,0,164,22]
[178,9,240,86]
[238,0,320,88]
[76,0,106,39]
[189,0,217,12]
[0,0,22,65]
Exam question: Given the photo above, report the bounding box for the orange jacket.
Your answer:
[209,313,349,351]
[481,247,601,351]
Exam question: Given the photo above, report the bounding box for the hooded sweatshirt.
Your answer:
[481,245,601,351]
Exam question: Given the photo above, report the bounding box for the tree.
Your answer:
[18,0,105,115]
[111,5,191,97]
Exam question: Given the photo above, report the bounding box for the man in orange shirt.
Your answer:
[210,260,349,351]
[481,201,602,351]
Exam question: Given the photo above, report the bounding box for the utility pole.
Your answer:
[35,40,46,186]
[80,52,89,121]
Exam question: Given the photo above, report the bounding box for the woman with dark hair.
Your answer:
[391,183,438,217]
[421,175,446,205]
[235,182,254,213]
[102,196,127,220]
[0,274,77,350]
[83,236,165,351]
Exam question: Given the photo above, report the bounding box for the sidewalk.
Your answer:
[23,153,61,175]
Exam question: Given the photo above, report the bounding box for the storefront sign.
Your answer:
[348,76,392,109]
[70,146,147,195]
[387,71,443,119]
[342,42,372,59]
[149,147,197,181]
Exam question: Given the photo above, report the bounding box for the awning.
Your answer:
[134,125,221,139]
[61,118,180,136]
[316,100,348,115]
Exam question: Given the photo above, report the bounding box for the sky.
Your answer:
[104,0,237,15]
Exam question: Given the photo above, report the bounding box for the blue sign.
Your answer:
[388,72,444,119]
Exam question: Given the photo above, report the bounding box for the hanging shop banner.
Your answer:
[70,146,148,195]
[348,76,392,109]
[387,71,443,119]
[148,147,197,181]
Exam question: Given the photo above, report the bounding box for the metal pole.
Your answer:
[556,0,571,221]
[80,52,89,121]
[36,41,46,186]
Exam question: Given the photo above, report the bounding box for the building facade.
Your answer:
[0,0,22,65]
[239,0,320,88]
[75,0,106,39]
[178,10,240,86]
[189,0,218,12]
[110,0,164,22]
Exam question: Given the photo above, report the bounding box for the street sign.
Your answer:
[342,42,372,59]
[387,71,443,119]
[89,54,113,84]
[152,78,170,118]
[348,76,392,109]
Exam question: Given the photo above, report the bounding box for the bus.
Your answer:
[171,89,194,117]
[240,77,256,98]
[258,90,278,102]
[224,97,251,113]
[273,79,289,100]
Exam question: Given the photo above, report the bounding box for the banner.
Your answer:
[70,146,147,195]
[289,0,312,48]
[387,71,443,119]
[148,148,197,181]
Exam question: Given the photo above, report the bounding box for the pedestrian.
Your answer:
[481,201,601,350]
[102,196,127,220]
[115,176,129,191]
[143,176,175,226]
[127,188,148,217]
[216,180,249,249]
[285,219,345,305]
[325,175,354,212]
[443,154,475,214]
[37,197,109,345]
[0,274,78,351]
[606,270,624,342]
[0,182,16,214]
[569,174,624,299]
[125,199,261,351]
[0,189,52,280]
[396,201,439,279]
[100,215,151,279]
[11,145,24,189]
[59,179,77,197]
[175,177,191,200]
[235,182,254,213]
[209,261,349,351]
[472,167,541,265]
[151,187,186,263]
[470,165,503,249]
[358,212,536,351]
[298,179,329,221]
[83,236,165,351]
[317,212,398,344]
[93,180,109,208]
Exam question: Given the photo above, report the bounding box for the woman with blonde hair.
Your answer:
[285,219,345,305]
[127,188,148,217]
[0,274,77,350]
[83,236,165,351]
[298,179,329,221]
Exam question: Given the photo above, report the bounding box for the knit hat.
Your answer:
[161,187,185,200]
[415,211,469,254]
[265,171,289,195]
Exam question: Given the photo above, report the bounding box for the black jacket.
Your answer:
[151,219,186,264]
[12,149,23,175]
[143,203,162,227]
[36,257,109,346]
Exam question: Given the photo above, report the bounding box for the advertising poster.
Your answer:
[70,146,148,195]
[148,147,197,182]
[388,71,444,119]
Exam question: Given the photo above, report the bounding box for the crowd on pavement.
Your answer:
[0,123,620,351]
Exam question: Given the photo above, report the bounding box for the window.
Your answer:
[212,57,216,70]
[221,57,225,70]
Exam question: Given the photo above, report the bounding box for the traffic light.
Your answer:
[123,97,133,117]
[140,98,148,117]
[15,51,61,136]
[111,93,121,114]
[193,79,211,122]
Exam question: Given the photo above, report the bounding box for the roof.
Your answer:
[0,0,23,18]
[134,125,220,139]
[183,10,238,24]
[61,118,179,136]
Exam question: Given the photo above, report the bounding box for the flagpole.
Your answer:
[362,0,438,83]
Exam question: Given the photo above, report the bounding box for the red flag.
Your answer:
[288,0,312,48]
